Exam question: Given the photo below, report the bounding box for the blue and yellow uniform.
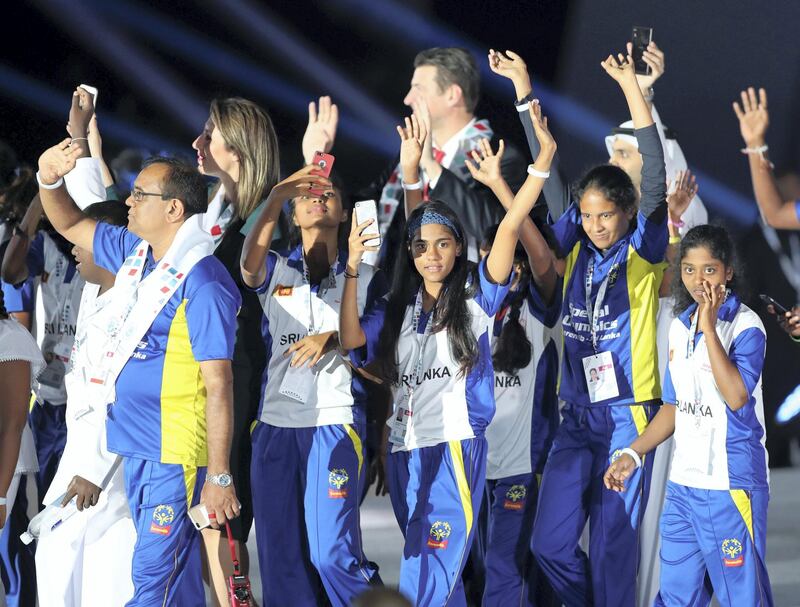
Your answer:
[93,223,240,607]
[530,123,667,607]
[655,294,773,606]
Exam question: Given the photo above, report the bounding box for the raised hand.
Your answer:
[68,87,95,138]
[410,98,435,171]
[529,100,556,157]
[302,96,339,164]
[269,164,332,204]
[397,113,428,176]
[603,453,637,492]
[601,52,638,89]
[629,41,665,92]
[667,169,698,222]
[487,49,532,98]
[465,138,505,187]
[38,139,83,184]
[87,114,103,158]
[347,211,380,269]
[733,87,769,147]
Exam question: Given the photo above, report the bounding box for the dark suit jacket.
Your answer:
[356,132,529,275]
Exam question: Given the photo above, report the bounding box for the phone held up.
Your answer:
[79,84,98,109]
[309,151,335,197]
[354,200,381,248]
[759,293,790,317]
[631,26,653,75]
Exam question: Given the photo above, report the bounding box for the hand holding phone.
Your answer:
[631,26,653,75]
[760,294,789,316]
[187,503,211,530]
[79,84,98,110]
[309,152,335,197]
[354,200,381,248]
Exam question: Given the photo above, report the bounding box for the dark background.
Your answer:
[3,0,799,461]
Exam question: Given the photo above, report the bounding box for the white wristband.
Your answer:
[527,165,550,179]
[36,171,63,190]
[402,179,423,191]
[0,497,6,506]
[619,447,642,469]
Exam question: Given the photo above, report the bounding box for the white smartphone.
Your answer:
[79,84,98,109]
[187,503,211,530]
[354,200,380,248]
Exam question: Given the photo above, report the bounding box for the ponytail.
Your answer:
[492,271,533,374]
[0,288,8,320]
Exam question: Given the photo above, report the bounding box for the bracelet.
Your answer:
[516,98,539,112]
[527,165,550,179]
[740,144,768,156]
[619,447,642,469]
[740,144,775,168]
[70,137,88,143]
[402,179,423,191]
[36,171,63,190]
[667,217,685,228]
[344,270,359,279]
[0,497,6,506]
[668,235,681,245]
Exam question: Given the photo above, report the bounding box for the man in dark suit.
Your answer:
[302,47,528,272]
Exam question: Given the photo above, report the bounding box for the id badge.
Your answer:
[389,392,413,445]
[38,363,65,389]
[582,352,619,403]
[53,340,73,362]
[389,406,412,445]
[278,363,316,403]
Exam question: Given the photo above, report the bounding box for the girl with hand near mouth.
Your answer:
[338,100,555,606]
[604,225,773,606]
[240,166,385,607]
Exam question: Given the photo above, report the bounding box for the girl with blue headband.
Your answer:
[339,101,556,606]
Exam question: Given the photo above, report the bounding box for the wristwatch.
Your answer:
[206,472,233,488]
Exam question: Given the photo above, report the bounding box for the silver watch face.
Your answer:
[211,473,232,487]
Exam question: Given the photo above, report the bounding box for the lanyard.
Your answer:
[686,309,700,359]
[584,251,621,353]
[404,288,435,403]
[302,254,338,335]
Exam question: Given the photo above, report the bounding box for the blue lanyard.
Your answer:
[584,251,621,353]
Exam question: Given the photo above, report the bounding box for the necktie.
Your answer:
[432,147,445,164]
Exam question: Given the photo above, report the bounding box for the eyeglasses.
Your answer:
[130,190,166,203]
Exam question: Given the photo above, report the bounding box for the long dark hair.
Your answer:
[0,287,7,319]
[481,225,532,374]
[372,201,477,383]
[671,224,741,316]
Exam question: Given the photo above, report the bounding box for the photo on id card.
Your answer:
[582,351,619,403]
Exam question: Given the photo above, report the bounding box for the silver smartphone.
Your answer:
[354,200,380,248]
[187,503,211,530]
[79,84,98,109]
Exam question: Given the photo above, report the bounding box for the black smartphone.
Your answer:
[759,294,790,316]
[632,26,653,75]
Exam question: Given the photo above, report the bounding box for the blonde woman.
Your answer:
[192,97,282,604]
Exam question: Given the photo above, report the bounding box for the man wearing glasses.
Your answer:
[35,139,240,607]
